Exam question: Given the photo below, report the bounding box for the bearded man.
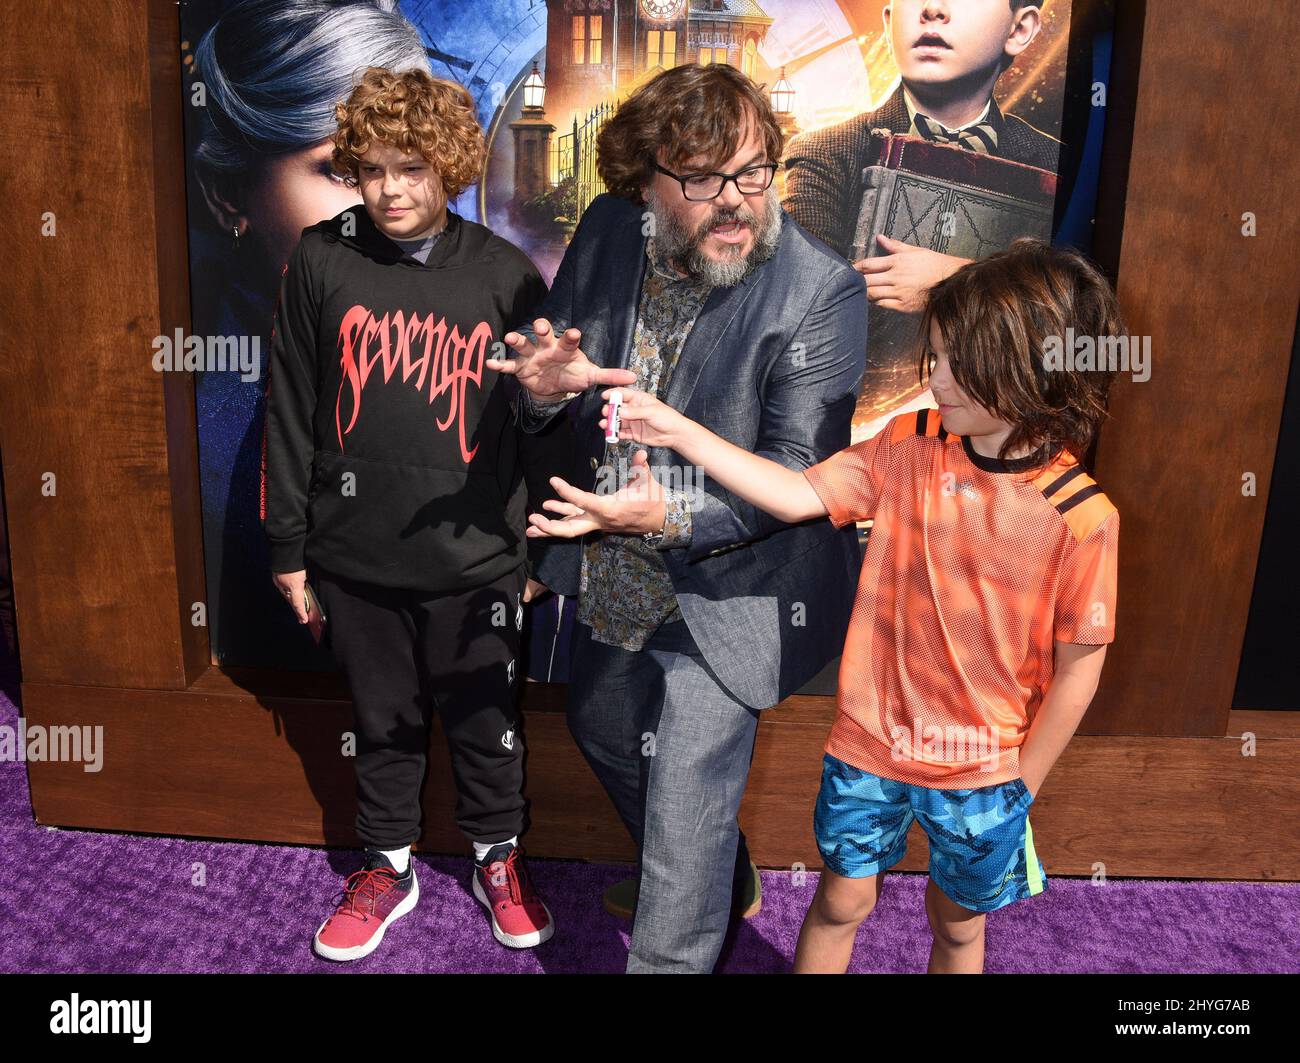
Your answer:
[487,63,866,974]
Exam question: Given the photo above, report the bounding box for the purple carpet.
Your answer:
[0,671,1295,974]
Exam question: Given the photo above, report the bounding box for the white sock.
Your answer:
[473,836,518,863]
[378,845,410,874]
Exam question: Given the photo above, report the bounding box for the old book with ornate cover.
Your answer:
[852,129,1058,432]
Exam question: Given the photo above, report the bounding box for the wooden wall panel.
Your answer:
[20,683,1299,878]
[0,0,207,689]
[1088,0,1300,735]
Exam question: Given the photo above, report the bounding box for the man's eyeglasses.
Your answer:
[652,161,778,201]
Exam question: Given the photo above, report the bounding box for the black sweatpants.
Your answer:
[314,565,528,850]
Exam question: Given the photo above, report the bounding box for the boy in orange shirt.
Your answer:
[526,237,1122,973]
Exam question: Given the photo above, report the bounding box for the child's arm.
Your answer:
[524,397,828,541]
[262,237,322,622]
[524,388,889,543]
[609,389,828,524]
[1021,506,1119,796]
[1017,641,1107,797]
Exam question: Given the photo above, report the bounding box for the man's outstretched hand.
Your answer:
[525,449,666,539]
[489,318,636,402]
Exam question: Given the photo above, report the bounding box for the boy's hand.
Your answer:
[600,388,686,448]
[271,569,310,624]
[526,449,666,539]
[490,318,637,402]
[855,235,970,313]
[523,578,548,603]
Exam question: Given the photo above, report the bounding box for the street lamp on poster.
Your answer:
[522,61,546,113]
[771,66,794,115]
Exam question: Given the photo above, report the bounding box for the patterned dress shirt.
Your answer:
[577,230,712,649]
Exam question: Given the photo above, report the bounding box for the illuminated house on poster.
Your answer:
[540,0,775,145]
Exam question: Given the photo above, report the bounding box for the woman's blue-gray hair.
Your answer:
[193,0,432,172]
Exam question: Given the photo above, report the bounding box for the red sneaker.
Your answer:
[312,850,419,961]
[471,843,554,948]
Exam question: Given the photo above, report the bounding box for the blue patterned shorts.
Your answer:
[813,753,1047,913]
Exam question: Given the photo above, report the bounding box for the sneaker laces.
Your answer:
[336,866,401,921]
[483,847,526,908]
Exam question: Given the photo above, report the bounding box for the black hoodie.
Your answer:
[260,203,565,592]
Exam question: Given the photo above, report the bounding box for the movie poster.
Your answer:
[178,0,1113,674]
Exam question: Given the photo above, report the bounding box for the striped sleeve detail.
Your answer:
[1033,458,1116,540]
[889,407,945,444]
[1035,462,1085,499]
[1060,490,1116,541]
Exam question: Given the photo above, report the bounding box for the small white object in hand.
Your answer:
[605,389,623,444]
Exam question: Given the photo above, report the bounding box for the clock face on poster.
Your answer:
[640,0,685,19]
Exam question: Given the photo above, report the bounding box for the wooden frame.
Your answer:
[1,0,1296,879]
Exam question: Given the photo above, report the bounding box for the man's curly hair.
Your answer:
[596,64,785,202]
[331,67,485,197]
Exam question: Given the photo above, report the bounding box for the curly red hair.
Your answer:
[331,67,485,197]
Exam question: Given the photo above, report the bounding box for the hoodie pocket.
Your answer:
[307,451,337,505]
[305,452,524,588]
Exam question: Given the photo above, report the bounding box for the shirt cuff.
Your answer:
[801,465,852,529]
[268,534,307,573]
[520,387,576,418]
[656,487,692,548]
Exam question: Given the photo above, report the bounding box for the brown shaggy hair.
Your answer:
[331,67,485,197]
[917,237,1125,468]
[596,64,785,202]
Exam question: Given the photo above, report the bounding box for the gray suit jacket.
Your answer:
[516,192,866,710]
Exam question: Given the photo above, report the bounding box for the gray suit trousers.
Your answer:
[566,618,761,973]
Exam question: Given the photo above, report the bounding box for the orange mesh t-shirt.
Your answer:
[803,408,1119,789]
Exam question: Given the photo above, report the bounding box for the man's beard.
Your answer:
[647,183,782,287]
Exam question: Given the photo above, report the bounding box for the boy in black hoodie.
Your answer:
[261,66,562,960]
